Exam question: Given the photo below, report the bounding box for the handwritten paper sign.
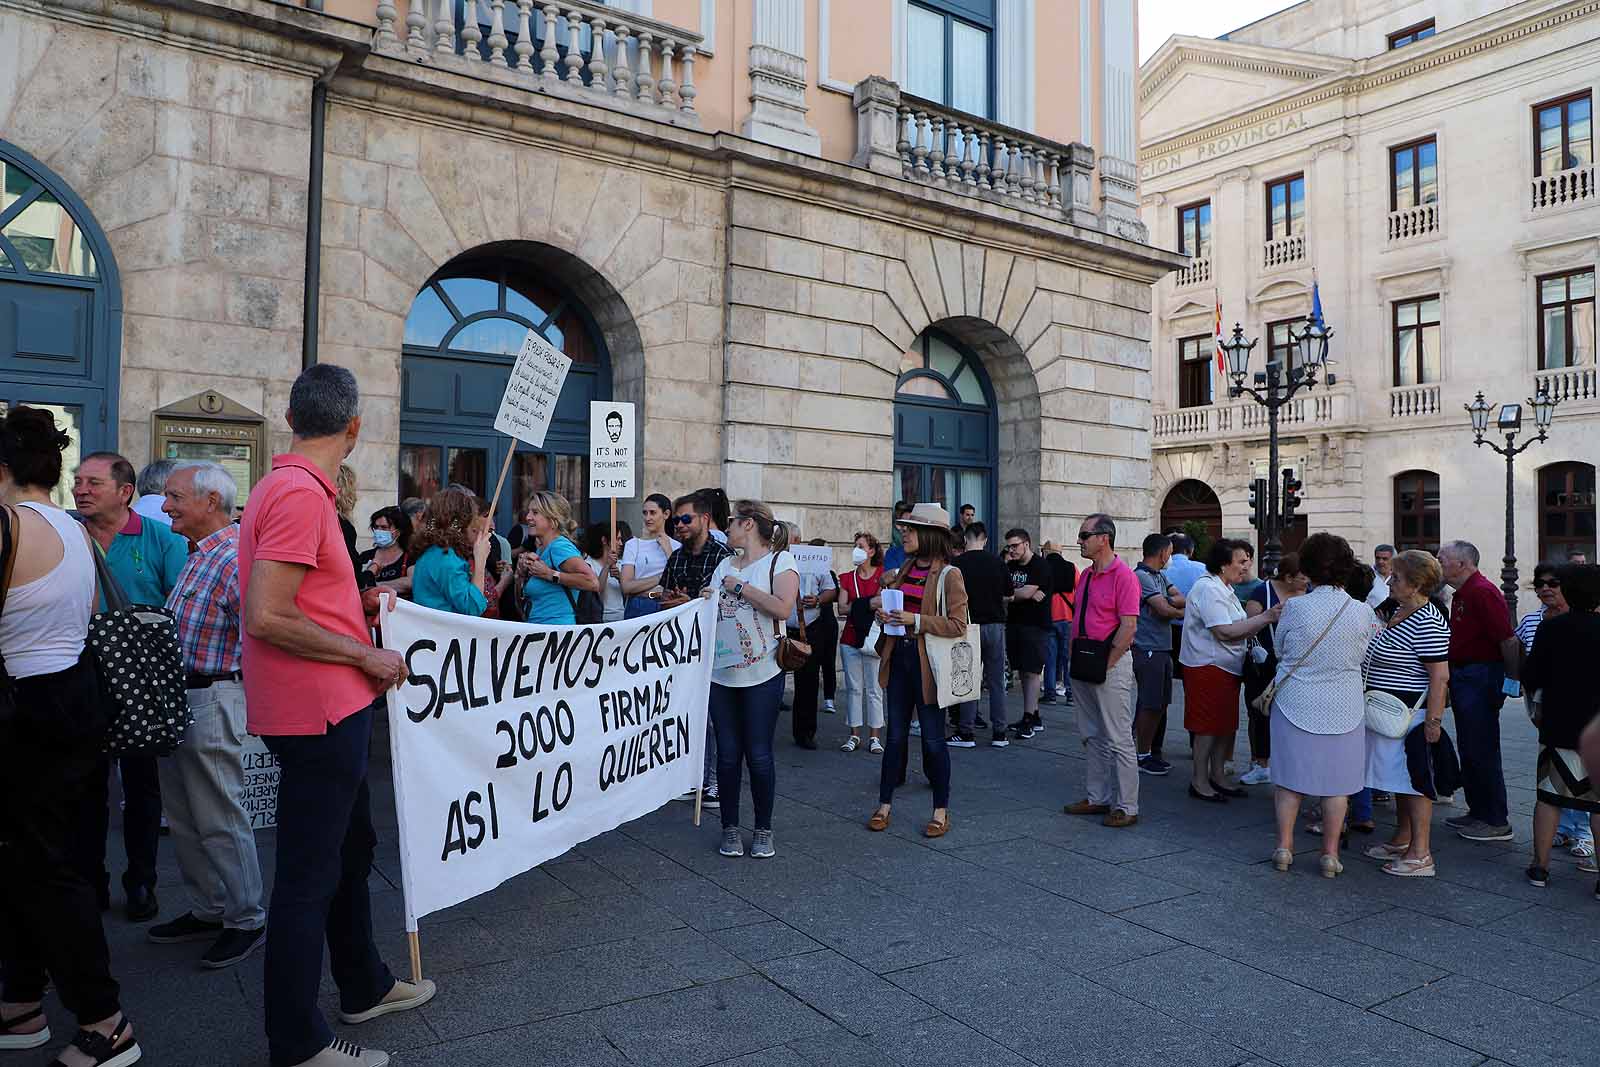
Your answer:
[589,401,635,499]
[789,545,834,578]
[493,329,573,447]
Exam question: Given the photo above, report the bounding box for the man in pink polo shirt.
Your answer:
[239,365,430,1067]
[1062,513,1142,828]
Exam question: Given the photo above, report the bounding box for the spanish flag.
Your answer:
[1213,294,1225,377]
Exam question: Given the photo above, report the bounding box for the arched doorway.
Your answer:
[0,141,121,505]
[1160,479,1222,552]
[1539,461,1596,563]
[400,251,611,532]
[893,327,997,528]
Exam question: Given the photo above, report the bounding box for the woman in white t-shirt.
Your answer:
[703,499,799,861]
[620,492,679,618]
[580,522,628,623]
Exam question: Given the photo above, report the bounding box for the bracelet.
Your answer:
[1426,719,1442,727]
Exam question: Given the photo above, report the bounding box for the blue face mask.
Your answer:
[371,529,396,549]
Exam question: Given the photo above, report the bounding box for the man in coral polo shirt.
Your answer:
[239,365,431,1067]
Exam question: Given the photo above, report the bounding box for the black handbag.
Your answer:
[1242,583,1279,696]
[88,542,191,755]
[1068,569,1111,685]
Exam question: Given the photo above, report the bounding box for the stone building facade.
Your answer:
[1140,0,1598,576]
[1,0,1180,552]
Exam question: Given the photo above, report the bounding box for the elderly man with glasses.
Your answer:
[1062,514,1143,828]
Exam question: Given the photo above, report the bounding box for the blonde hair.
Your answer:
[335,463,358,519]
[1391,550,1443,598]
[731,499,790,553]
[524,489,578,539]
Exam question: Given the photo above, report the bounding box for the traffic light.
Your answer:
[1281,467,1303,522]
[1248,478,1266,528]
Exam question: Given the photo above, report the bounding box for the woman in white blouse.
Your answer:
[1268,532,1379,878]
[620,492,679,618]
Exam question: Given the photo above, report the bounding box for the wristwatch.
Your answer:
[733,582,745,598]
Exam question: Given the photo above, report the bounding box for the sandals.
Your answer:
[867,810,891,832]
[1270,848,1293,871]
[923,814,951,839]
[1382,855,1436,878]
[868,737,884,755]
[1364,842,1409,861]
[0,1006,49,1051]
[49,1017,140,1066]
[840,736,861,753]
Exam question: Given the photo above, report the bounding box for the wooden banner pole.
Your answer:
[487,439,517,520]
[693,784,703,827]
[408,931,422,983]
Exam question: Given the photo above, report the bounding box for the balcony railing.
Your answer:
[372,0,704,123]
[1175,256,1211,288]
[1152,388,1352,445]
[1531,165,1596,213]
[1387,202,1439,243]
[1263,233,1305,269]
[1536,364,1598,404]
[1389,382,1441,418]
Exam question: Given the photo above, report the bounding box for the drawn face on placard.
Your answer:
[606,411,623,444]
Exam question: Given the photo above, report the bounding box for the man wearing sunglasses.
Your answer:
[660,493,734,808]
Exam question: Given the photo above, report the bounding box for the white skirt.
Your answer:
[1364,705,1425,796]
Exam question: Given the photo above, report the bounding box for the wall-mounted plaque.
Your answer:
[152,392,269,506]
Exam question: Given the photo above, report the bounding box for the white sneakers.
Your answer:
[1238,764,1272,786]
[338,979,436,1025]
[295,1038,389,1066]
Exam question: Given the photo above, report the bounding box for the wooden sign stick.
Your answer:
[487,439,517,520]
[408,930,422,983]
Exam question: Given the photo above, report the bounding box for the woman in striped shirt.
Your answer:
[1361,550,1451,877]
[868,504,969,839]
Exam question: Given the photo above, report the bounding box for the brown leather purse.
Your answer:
[770,554,811,672]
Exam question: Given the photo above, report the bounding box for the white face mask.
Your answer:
[371,529,396,549]
[851,547,869,566]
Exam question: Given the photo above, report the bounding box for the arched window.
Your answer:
[400,257,609,530]
[893,328,996,525]
[1160,479,1222,552]
[0,142,120,505]
[1394,470,1440,554]
[1539,462,1596,563]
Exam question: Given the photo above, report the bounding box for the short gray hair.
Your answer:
[1084,512,1117,547]
[288,364,360,439]
[1439,540,1479,567]
[136,458,178,497]
[172,460,238,514]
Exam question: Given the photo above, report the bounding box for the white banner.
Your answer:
[589,401,635,499]
[493,328,573,447]
[381,597,715,927]
[238,736,280,831]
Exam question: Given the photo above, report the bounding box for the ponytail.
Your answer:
[732,499,789,553]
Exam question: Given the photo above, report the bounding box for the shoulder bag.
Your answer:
[0,505,20,729]
[841,571,876,650]
[923,564,982,708]
[1242,582,1279,693]
[1364,688,1426,740]
[1068,569,1110,684]
[88,542,191,755]
[1249,597,1349,715]
[769,554,811,672]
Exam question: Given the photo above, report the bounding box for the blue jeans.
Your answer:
[709,674,783,831]
[261,702,394,1067]
[958,623,1007,736]
[1559,808,1594,843]
[1450,662,1509,827]
[625,595,662,619]
[1042,619,1073,699]
[880,641,951,807]
[1349,788,1373,825]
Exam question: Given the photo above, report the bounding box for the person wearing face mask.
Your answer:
[357,507,411,591]
[837,533,886,753]
[620,492,679,618]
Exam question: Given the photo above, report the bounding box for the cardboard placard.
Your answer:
[493,329,573,447]
[589,402,635,499]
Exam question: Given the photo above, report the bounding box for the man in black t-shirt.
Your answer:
[1005,528,1053,739]
[949,523,1012,747]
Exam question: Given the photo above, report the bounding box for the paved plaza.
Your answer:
[94,688,1598,1067]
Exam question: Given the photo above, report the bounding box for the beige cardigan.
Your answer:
[874,558,970,705]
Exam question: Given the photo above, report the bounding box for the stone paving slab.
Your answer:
[64,687,1597,1066]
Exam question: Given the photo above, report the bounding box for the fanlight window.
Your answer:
[897,332,991,408]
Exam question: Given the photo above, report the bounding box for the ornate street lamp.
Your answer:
[1227,310,1337,579]
[1465,387,1559,623]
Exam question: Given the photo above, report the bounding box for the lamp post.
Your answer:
[1465,388,1558,624]
[1223,313,1336,580]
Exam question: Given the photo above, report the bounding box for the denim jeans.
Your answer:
[1042,619,1074,699]
[958,623,1007,736]
[709,674,783,831]
[262,702,395,1067]
[159,680,265,930]
[879,641,951,807]
[1558,807,1593,843]
[624,594,662,619]
[840,643,885,730]
[1349,788,1373,825]
[1450,662,1509,827]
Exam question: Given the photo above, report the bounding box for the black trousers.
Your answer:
[792,615,838,742]
[88,755,162,896]
[815,613,839,701]
[0,660,122,1024]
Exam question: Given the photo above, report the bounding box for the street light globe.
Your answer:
[1221,323,1255,382]
[1530,388,1558,430]
[1465,392,1491,436]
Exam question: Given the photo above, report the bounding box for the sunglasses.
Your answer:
[1076,531,1102,542]
[1533,578,1561,589]
[668,514,696,526]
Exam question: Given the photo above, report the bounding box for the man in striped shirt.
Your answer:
[149,460,266,970]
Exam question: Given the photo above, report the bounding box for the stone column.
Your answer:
[1065,143,1098,229]
[850,76,903,176]
[742,0,821,155]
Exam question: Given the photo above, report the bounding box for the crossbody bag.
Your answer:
[1068,568,1110,685]
[770,554,811,672]
[1249,598,1350,715]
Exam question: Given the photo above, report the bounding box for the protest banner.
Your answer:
[486,328,574,515]
[381,596,715,932]
[789,544,834,577]
[238,736,280,831]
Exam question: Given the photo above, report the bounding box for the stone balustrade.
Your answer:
[1535,364,1598,404]
[1530,164,1595,213]
[1387,202,1439,242]
[1389,382,1441,418]
[1174,256,1210,287]
[1262,232,1305,269]
[1152,386,1351,445]
[372,0,702,122]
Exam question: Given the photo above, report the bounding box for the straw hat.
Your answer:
[896,502,952,530]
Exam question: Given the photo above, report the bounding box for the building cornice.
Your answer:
[1139,0,1600,164]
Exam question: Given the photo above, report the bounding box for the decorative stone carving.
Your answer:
[742,0,820,155]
